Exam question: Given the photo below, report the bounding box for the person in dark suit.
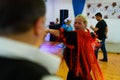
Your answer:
[0,0,62,80]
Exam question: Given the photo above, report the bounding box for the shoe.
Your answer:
[99,59,108,62]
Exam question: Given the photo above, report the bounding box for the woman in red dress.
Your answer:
[47,14,104,80]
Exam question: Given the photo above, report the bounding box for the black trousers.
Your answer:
[67,70,83,80]
[67,70,93,80]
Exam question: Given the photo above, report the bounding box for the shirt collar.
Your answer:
[0,37,61,74]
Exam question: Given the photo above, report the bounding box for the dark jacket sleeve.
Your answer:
[62,31,78,68]
[63,30,77,46]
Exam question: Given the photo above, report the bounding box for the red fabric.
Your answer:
[60,28,105,80]
[76,30,105,80]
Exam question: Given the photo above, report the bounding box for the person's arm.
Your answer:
[90,25,99,32]
[105,26,108,38]
[45,29,60,37]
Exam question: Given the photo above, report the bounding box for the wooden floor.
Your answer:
[40,41,120,80]
[57,52,120,80]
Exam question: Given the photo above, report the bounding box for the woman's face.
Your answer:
[74,17,86,30]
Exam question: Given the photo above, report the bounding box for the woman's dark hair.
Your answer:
[0,0,46,34]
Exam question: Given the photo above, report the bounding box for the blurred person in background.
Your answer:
[61,17,73,31]
[90,12,108,62]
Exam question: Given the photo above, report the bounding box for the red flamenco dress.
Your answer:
[60,28,105,80]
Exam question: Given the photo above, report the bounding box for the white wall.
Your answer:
[45,0,75,27]
[45,0,120,43]
[86,0,120,43]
